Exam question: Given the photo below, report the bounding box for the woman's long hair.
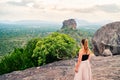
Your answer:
[81,39,89,53]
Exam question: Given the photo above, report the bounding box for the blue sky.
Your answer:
[0,0,120,22]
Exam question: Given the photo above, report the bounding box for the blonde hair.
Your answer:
[81,39,89,53]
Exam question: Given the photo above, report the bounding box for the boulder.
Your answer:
[92,21,120,56]
[61,19,77,29]
[102,49,112,56]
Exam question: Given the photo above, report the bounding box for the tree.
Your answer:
[32,32,78,65]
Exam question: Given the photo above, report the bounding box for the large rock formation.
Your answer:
[92,22,120,56]
[61,19,77,29]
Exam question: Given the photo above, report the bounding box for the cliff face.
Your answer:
[92,22,120,56]
[61,19,77,30]
[0,55,120,80]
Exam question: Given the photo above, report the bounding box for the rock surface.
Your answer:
[0,55,120,80]
[62,19,77,29]
[92,22,120,56]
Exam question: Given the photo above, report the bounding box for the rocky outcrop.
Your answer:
[0,55,120,80]
[61,19,77,29]
[92,22,120,56]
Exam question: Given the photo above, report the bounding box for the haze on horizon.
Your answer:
[0,0,120,22]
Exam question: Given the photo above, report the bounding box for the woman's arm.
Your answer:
[88,49,92,61]
[88,54,91,61]
[75,49,82,73]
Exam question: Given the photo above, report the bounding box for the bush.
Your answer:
[24,38,41,66]
[32,32,78,65]
[0,38,40,75]
[0,48,24,75]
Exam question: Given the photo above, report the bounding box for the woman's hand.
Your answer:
[74,68,78,73]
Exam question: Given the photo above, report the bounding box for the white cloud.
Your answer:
[0,0,120,22]
[95,4,120,13]
[7,0,34,7]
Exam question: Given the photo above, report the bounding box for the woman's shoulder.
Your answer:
[79,48,84,53]
[88,49,92,53]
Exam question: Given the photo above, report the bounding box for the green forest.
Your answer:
[0,23,60,56]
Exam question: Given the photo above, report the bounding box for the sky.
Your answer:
[0,0,120,22]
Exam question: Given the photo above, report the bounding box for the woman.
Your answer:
[74,39,92,80]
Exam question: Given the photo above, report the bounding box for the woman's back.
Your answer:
[82,54,89,61]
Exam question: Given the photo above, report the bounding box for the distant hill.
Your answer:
[75,19,112,31]
[0,19,112,30]
[0,20,61,28]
